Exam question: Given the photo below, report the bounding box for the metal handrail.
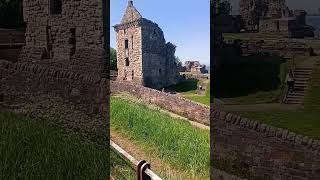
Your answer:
[110,140,162,180]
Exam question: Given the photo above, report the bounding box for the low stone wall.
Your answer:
[211,168,246,180]
[211,109,320,180]
[0,48,22,62]
[110,81,210,126]
[0,60,108,118]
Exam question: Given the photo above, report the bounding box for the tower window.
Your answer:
[50,0,62,15]
[125,58,129,66]
[159,69,162,74]
[69,28,76,56]
[125,39,129,49]
[153,29,156,35]
[131,36,134,49]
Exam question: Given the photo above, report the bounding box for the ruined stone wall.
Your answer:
[260,19,278,32]
[141,20,168,89]
[211,110,320,180]
[115,21,143,84]
[165,42,180,86]
[0,60,108,118]
[110,81,209,125]
[22,0,105,75]
[239,0,254,30]
[260,18,293,36]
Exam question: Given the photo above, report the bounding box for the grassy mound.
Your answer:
[110,148,135,179]
[237,69,320,139]
[213,55,287,104]
[0,110,109,179]
[168,79,210,106]
[110,97,210,178]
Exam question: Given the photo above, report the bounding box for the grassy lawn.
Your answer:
[168,79,210,106]
[168,79,198,94]
[238,111,320,139]
[110,97,210,178]
[223,32,283,41]
[236,70,320,139]
[184,83,210,106]
[110,148,135,180]
[214,55,287,105]
[0,110,109,179]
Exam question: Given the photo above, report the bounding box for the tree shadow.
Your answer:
[212,55,287,98]
[167,79,199,93]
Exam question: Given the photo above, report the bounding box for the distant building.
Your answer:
[113,1,180,89]
[185,61,208,74]
[240,0,314,38]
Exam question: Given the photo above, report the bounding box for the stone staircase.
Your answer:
[285,66,313,104]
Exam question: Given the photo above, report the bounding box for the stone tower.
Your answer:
[113,1,180,89]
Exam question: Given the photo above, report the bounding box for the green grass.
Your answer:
[236,70,320,139]
[168,79,210,106]
[223,32,283,41]
[0,110,109,179]
[184,83,210,106]
[110,97,210,178]
[214,55,288,104]
[110,148,135,180]
[221,89,281,105]
[168,79,199,94]
[237,111,320,139]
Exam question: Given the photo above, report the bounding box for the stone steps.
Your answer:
[285,65,314,104]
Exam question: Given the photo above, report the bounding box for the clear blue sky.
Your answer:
[110,0,210,66]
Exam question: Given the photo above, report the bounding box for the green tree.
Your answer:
[174,56,183,68]
[0,0,25,28]
[110,47,117,70]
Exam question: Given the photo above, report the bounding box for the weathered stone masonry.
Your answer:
[0,60,108,118]
[110,81,210,126]
[113,1,180,89]
[240,0,314,38]
[0,0,108,122]
[21,0,105,75]
[211,109,320,180]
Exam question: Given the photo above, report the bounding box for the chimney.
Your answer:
[128,0,133,6]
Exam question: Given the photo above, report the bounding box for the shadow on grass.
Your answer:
[167,79,199,93]
[212,55,287,99]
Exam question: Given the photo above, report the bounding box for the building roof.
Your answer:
[120,1,142,24]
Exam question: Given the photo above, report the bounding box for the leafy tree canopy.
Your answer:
[110,47,117,70]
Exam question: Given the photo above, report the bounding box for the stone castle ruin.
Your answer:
[185,61,208,74]
[21,0,106,75]
[240,0,315,38]
[1,0,108,122]
[113,1,180,89]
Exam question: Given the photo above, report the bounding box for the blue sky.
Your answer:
[110,0,210,66]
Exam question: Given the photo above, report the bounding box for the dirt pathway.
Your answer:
[111,130,203,180]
